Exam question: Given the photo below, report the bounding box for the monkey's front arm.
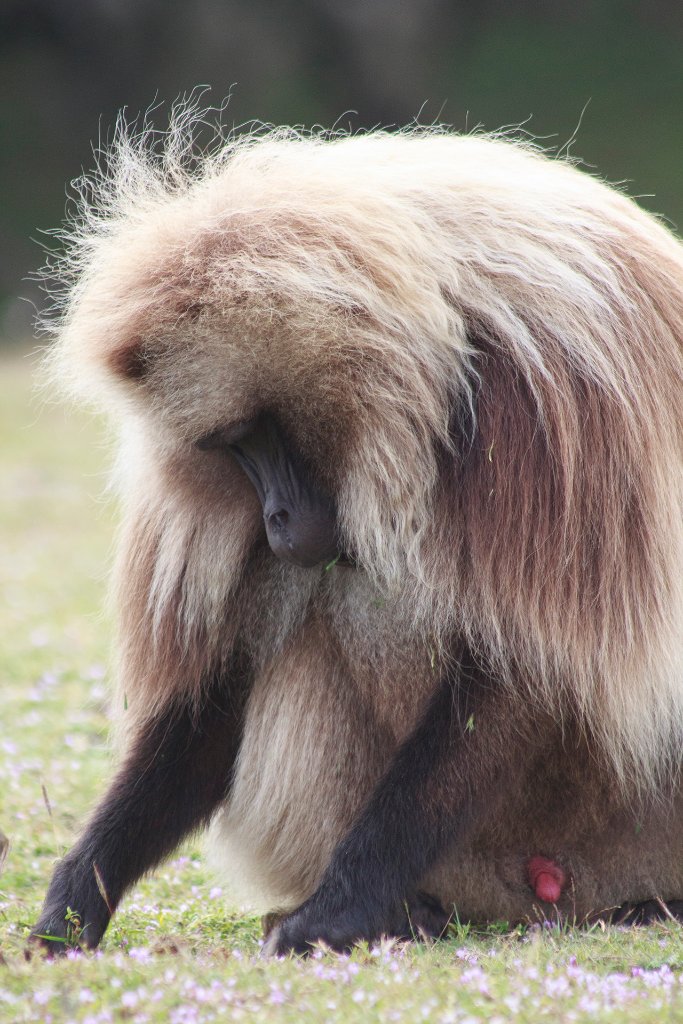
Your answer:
[265,652,531,954]
[31,665,247,953]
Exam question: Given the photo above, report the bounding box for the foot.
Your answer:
[611,899,683,926]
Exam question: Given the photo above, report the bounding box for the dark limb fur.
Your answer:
[262,890,452,945]
[391,891,453,941]
[266,649,532,954]
[611,900,683,926]
[32,655,249,953]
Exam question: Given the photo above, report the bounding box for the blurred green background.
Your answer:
[1,0,682,342]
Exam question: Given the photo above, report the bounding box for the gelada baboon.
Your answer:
[33,122,683,954]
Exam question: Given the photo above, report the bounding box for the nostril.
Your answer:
[266,508,289,532]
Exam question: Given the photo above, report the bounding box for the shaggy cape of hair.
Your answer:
[44,121,683,792]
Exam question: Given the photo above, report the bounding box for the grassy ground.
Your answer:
[2,349,683,1022]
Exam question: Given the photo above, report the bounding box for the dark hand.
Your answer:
[262,877,386,956]
[30,853,112,956]
[262,885,451,955]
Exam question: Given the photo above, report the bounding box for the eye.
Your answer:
[195,418,258,451]
[195,431,223,452]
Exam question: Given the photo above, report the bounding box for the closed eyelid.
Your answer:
[195,417,258,450]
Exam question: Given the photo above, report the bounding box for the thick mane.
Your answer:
[43,120,683,790]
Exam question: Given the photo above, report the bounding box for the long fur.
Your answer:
[43,118,683,884]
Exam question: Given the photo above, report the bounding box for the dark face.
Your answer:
[197,415,340,568]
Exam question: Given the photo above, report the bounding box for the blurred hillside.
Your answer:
[2,0,682,340]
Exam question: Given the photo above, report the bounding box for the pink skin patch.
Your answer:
[527,856,567,903]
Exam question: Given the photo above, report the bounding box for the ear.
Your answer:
[107,338,150,382]
[103,298,204,384]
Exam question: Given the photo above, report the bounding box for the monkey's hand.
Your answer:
[262,886,450,956]
[30,852,112,956]
[262,887,381,955]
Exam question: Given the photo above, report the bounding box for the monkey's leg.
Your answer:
[265,655,531,954]
[611,900,683,926]
[31,668,246,953]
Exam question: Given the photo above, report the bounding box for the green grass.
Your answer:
[2,350,683,1022]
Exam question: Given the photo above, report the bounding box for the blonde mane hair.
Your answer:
[43,118,683,793]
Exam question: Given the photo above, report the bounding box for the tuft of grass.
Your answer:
[2,350,683,1021]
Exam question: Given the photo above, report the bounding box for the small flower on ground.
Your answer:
[129,946,152,963]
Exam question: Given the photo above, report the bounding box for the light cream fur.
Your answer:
[43,119,683,910]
